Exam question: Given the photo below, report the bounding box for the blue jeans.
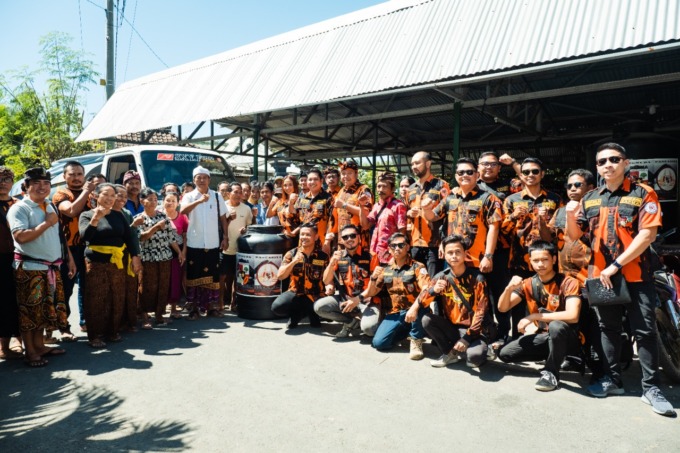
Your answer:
[372,308,427,350]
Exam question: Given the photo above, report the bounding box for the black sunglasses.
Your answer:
[521,169,541,176]
[389,242,407,250]
[596,156,624,166]
[456,170,475,176]
[566,182,584,189]
[341,233,358,240]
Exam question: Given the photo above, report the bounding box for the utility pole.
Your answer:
[106,0,115,100]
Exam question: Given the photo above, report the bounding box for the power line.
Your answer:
[85,0,168,68]
[123,0,138,82]
[114,1,168,68]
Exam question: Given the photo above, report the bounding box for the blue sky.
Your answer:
[0,0,385,123]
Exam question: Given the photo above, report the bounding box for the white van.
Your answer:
[102,145,235,192]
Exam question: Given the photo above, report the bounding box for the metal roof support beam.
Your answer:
[260,72,680,135]
[186,121,206,141]
[452,102,461,174]
[253,114,260,180]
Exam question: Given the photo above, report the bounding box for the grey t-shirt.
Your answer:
[7,198,62,269]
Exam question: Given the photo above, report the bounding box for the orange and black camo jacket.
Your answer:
[577,179,662,283]
[501,187,562,274]
[371,256,431,315]
[407,176,450,248]
[282,245,329,301]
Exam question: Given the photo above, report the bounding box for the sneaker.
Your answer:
[587,375,625,398]
[336,319,359,338]
[641,386,677,417]
[535,370,559,392]
[430,350,460,367]
[409,337,425,360]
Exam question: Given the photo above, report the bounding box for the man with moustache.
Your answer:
[315,224,379,337]
[406,151,450,276]
[329,160,373,251]
[123,170,144,215]
[359,171,406,266]
[52,161,97,340]
[273,223,329,329]
[566,143,675,417]
[8,167,75,367]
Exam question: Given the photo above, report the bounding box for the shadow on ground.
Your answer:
[0,376,192,451]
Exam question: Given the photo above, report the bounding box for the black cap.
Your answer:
[24,167,51,182]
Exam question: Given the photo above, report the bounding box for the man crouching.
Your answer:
[409,234,491,368]
[497,240,582,391]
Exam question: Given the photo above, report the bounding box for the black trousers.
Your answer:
[271,291,320,324]
[59,244,86,330]
[487,248,512,339]
[422,313,488,366]
[595,281,660,391]
[498,320,580,379]
[411,246,443,277]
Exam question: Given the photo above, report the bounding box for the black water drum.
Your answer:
[235,225,294,319]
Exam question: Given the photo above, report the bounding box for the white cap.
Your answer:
[193,166,210,177]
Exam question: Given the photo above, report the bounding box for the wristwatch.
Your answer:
[484,253,494,260]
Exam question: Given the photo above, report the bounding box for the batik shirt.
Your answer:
[330,181,373,249]
[139,211,175,262]
[366,196,407,264]
[52,187,88,247]
[293,190,333,237]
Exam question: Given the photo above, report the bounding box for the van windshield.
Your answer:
[140,150,234,192]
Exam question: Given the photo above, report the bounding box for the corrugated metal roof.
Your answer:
[78,0,680,142]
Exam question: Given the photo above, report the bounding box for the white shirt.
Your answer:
[182,189,226,249]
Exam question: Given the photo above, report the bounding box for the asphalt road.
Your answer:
[1,295,678,452]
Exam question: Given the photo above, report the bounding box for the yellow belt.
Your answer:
[89,244,136,277]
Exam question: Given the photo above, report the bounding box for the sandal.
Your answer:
[25,357,48,368]
[208,310,224,318]
[187,312,200,321]
[41,348,66,357]
[60,331,78,342]
[0,350,24,360]
[141,322,153,330]
[107,334,123,343]
[89,339,107,348]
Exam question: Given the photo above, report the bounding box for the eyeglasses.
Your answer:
[456,170,475,176]
[389,242,407,250]
[341,233,357,240]
[596,156,624,166]
[0,177,13,183]
[521,169,541,176]
[566,182,584,189]
[479,162,499,168]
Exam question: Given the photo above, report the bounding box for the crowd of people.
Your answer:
[0,142,676,418]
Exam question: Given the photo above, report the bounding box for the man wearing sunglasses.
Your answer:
[356,233,431,360]
[406,151,450,277]
[546,169,595,283]
[566,143,675,417]
[501,158,562,278]
[423,158,501,273]
[314,225,380,338]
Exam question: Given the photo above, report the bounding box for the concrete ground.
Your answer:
[1,295,678,452]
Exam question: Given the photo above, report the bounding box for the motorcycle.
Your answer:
[652,227,680,383]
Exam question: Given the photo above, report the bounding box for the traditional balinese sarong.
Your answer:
[14,262,68,332]
[185,247,220,313]
[168,256,183,303]
[83,260,125,342]
[138,259,171,317]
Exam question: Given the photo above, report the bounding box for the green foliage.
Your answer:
[0,32,100,174]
